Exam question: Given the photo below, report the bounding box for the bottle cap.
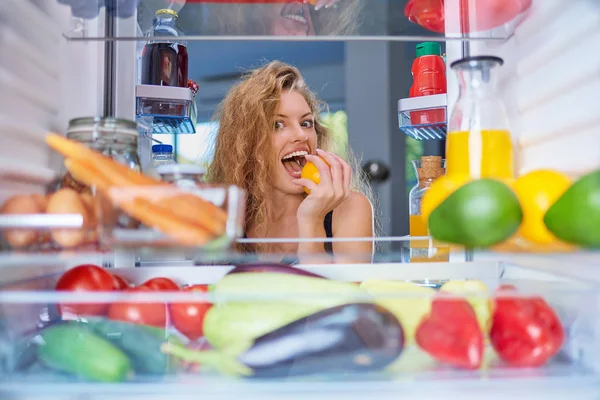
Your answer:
[152,144,173,153]
[416,42,442,58]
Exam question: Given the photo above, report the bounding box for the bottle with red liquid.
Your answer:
[409,42,447,125]
[141,9,188,88]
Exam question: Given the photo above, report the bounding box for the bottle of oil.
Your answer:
[409,155,449,262]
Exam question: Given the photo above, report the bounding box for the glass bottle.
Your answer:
[446,56,515,180]
[409,155,448,262]
[141,9,189,88]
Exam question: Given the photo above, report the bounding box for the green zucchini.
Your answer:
[83,317,183,375]
[37,324,132,383]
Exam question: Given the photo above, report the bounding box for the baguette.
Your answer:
[47,133,164,186]
[118,197,215,246]
[64,159,112,191]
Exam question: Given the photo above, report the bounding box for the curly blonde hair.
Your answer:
[206,61,372,251]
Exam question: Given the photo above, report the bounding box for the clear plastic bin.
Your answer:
[0,256,598,397]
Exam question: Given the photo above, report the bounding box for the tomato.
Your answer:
[491,292,565,367]
[140,277,179,291]
[111,273,130,290]
[107,287,167,328]
[416,295,484,369]
[170,285,212,341]
[55,264,116,316]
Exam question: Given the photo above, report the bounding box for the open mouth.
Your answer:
[282,150,308,178]
[280,1,309,26]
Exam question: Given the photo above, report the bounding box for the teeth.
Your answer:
[282,14,307,24]
[282,150,308,160]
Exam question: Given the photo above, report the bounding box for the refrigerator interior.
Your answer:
[1,0,600,398]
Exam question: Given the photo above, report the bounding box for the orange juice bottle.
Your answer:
[447,56,515,181]
[409,156,449,262]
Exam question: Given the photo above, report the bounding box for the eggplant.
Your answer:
[227,263,326,279]
[239,303,404,378]
[163,303,404,378]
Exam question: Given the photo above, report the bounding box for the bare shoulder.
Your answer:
[332,191,374,236]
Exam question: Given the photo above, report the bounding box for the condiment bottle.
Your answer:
[409,155,449,262]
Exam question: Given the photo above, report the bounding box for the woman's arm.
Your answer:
[331,192,374,263]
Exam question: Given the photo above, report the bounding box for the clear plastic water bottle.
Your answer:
[151,144,176,168]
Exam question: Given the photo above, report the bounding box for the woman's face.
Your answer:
[271,1,316,36]
[272,90,317,194]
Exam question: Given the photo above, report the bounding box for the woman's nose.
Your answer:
[291,123,306,141]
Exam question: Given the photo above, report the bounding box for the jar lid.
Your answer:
[156,8,178,17]
[156,164,206,176]
[67,117,138,136]
[152,144,173,153]
[416,42,441,58]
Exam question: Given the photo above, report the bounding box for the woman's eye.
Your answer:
[274,121,284,130]
[301,119,314,129]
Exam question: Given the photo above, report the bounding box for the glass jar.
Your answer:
[446,56,515,180]
[59,117,141,194]
[155,164,206,189]
[151,144,176,167]
[409,156,449,263]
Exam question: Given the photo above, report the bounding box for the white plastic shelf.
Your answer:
[398,94,447,140]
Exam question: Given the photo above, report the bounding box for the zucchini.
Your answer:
[84,317,183,375]
[37,324,132,383]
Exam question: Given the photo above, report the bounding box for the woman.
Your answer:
[207,61,374,264]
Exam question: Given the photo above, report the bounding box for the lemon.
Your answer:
[513,169,572,245]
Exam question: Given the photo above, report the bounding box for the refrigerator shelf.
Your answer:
[398,94,447,140]
[135,85,197,135]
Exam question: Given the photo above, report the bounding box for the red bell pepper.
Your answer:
[491,287,565,367]
[416,295,484,369]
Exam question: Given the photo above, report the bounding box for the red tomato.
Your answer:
[111,273,130,290]
[107,287,167,328]
[416,296,484,369]
[140,277,179,291]
[169,285,212,341]
[55,264,116,316]
[491,294,565,367]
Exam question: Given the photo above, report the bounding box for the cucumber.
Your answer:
[83,318,183,375]
[37,324,132,383]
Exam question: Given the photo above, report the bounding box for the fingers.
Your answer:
[305,153,332,186]
[329,153,352,199]
[292,178,318,193]
[316,149,344,198]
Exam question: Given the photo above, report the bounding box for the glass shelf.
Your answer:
[59,0,527,42]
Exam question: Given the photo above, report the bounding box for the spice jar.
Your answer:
[59,117,141,194]
[409,155,449,263]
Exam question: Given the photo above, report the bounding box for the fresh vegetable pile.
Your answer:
[17,263,566,382]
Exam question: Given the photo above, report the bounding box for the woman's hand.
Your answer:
[293,149,351,223]
[305,0,342,11]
